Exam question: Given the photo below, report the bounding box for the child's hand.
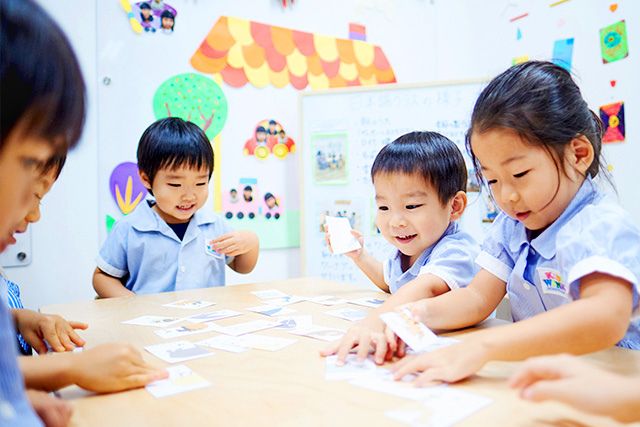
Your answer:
[70,343,168,393]
[398,299,430,325]
[26,389,73,427]
[509,354,639,422]
[14,309,88,353]
[324,227,364,260]
[319,315,392,365]
[390,338,490,386]
[383,324,407,359]
[211,231,258,257]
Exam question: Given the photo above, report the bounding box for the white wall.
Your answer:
[7,0,638,309]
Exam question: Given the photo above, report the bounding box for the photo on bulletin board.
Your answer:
[222,177,299,249]
[130,1,177,34]
[481,192,499,223]
[311,132,348,185]
[243,119,296,160]
[599,20,629,64]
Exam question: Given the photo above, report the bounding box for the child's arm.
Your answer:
[26,389,73,427]
[19,343,168,393]
[392,272,633,385]
[325,229,388,292]
[320,273,450,364]
[92,268,135,298]
[12,309,87,353]
[509,354,640,423]
[212,230,259,274]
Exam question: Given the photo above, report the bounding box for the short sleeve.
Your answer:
[419,232,480,289]
[558,204,640,308]
[96,220,130,278]
[475,212,516,282]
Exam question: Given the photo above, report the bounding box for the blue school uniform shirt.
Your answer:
[97,200,233,294]
[383,222,480,293]
[0,301,42,427]
[477,177,640,349]
[0,277,31,355]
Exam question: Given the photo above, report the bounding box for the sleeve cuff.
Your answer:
[418,266,459,289]
[568,256,639,305]
[96,256,127,278]
[476,251,512,282]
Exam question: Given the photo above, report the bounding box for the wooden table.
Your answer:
[42,278,640,427]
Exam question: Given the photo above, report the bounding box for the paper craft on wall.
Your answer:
[600,20,628,64]
[190,16,396,90]
[153,73,228,140]
[223,178,299,249]
[110,162,148,215]
[552,37,574,71]
[243,119,296,159]
[312,132,348,185]
[600,101,625,144]
[125,1,177,34]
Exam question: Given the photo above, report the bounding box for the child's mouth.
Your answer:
[395,234,417,244]
[177,204,195,212]
[515,211,531,221]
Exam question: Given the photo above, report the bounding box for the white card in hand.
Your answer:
[122,315,183,327]
[144,341,213,363]
[325,216,361,254]
[145,365,210,398]
[162,299,216,310]
[379,308,439,352]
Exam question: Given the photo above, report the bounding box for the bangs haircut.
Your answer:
[137,117,214,186]
[0,0,86,152]
[371,131,467,205]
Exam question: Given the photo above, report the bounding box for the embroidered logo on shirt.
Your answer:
[537,268,568,297]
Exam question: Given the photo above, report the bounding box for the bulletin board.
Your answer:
[300,80,488,288]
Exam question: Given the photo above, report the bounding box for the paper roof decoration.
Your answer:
[191,16,396,90]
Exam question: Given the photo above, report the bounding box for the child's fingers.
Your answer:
[396,338,407,358]
[335,335,359,365]
[56,326,75,351]
[372,335,388,364]
[67,328,86,348]
[520,380,570,403]
[509,359,565,389]
[24,331,48,354]
[211,233,235,245]
[318,341,339,357]
[355,335,372,362]
[413,369,446,387]
[391,355,425,380]
[384,327,397,352]
[41,322,65,352]
[69,321,89,330]
[124,370,169,390]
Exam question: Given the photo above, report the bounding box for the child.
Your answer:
[3,155,88,355]
[391,61,640,386]
[93,117,259,297]
[1,1,165,425]
[510,354,640,423]
[321,132,479,365]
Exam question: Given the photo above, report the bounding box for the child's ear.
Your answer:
[139,171,152,190]
[568,135,595,175]
[449,191,467,221]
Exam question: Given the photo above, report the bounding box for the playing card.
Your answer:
[146,365,211,398]
[348,297,385,308]
[289,326,345,342]
[196,335,249,353]
[154,322,222,339]
[325,308,367,322]
[325,216,362,254]
[379,308,439,352]
[122,315,183,327]
[308,296,347,306]
[162,299,216,310]
[274,315,313,330]
[216,319,280,336]
[263,295,307,306]
[144,341,213,363]
[246,305,296,317]
[251,289,289,299]
[183,309,243,324]
[325,354,378,380]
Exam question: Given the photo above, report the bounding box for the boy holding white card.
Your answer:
[322,132,478,365]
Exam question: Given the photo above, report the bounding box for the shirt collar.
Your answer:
[130,200,218,234]
[508,177,599,259]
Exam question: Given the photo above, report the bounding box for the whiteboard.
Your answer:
[300,80,489,288]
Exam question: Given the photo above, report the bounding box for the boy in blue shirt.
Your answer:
[93,118,259,297]
[322,131,479,365]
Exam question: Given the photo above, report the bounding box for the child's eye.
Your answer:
[378,206,389,211]
[406,204,423,210]
[196,182,207,186]
[513,170,529,178]
[168,183,181,187]
[486,179,497,186]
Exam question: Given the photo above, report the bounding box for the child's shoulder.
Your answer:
[562,196,640,240]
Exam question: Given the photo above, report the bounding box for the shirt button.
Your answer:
[522,281,530,290]
[180,266,186,273]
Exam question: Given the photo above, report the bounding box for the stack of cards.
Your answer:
[146,365,211,398]
[380,308,439,352]
[325,216,362,254]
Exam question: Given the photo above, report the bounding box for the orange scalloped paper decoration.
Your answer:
[191,16,396,90]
